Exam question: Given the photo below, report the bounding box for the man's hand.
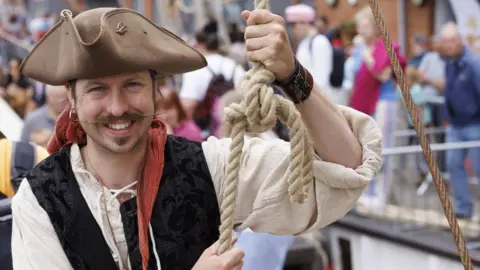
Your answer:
[192,236,244,270]
[242,9,295,81]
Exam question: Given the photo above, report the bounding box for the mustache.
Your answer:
[75,111,172,125]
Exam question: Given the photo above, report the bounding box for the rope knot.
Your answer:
[217,0,314,255]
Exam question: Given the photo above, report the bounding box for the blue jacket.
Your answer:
[444,47,480,127]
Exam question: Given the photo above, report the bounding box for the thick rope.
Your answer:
[367,1,473,269]
[216,0,314,254]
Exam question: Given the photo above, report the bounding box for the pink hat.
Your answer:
[285,4,315,24]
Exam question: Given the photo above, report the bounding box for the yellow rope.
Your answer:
[367,0,473,269]
[216,0,314,254]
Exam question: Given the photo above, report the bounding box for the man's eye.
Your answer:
[89,86,104,92]
[126,82,142,87]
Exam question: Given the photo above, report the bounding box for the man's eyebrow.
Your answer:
[83,75,147,89]
[124,75,148,83]
[83,80,106,89]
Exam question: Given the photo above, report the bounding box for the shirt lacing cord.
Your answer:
[96,181,161,270]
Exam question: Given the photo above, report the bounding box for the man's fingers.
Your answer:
[219,247,245,268]
[247,46,275,64]
[245,36,268,51]
[205,234,238,256]
[204,241,219,256]
[241,10,250,22]
[231,260,244,270]
[245,24,273,39]
[245,9,278,26]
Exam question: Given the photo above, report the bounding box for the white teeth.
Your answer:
[108,122,132,130]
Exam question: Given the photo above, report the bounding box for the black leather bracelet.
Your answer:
[273,57,314,104]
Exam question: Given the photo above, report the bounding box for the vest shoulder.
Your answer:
[25,146,71,183]
[166,135,202,148]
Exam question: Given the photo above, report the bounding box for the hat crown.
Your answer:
[72,8,115,44]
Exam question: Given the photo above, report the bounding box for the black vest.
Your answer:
[25,136,221,270]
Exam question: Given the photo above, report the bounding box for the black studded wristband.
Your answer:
[273,57,314,104]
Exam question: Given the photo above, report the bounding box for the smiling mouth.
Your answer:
[105,121,133,130]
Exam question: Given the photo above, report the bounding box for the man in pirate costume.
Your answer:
[11,7,382,270]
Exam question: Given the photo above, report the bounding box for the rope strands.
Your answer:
[367,0,473,269]
[216,0,314,254]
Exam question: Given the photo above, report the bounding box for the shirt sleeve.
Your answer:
[11,180,73,270]
[202,106,382,235]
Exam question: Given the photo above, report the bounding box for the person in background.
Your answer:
[315,15,329,35]
[0,130,49,199]
[399,67,431,127]
[0,129,49,270]
[156,86,203,142]
[416,34,447,170]
[227,22,248,70]
[285,4,336,103]
[350,6,406,209]
[417,34,446,126]
[179,30,245,137]
[408,33,429,69]
[20,84,68,147]
[0,57,35,118]
[440,22,480,219]
[342,35,363,99]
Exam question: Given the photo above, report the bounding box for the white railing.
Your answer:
[357,137,480,237]
[382,140,480,155]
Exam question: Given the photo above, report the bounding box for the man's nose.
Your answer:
[108,91,129,117]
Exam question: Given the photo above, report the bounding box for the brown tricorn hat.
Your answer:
[20,8,207,85]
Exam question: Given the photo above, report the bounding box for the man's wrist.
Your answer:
[273,58,314,104]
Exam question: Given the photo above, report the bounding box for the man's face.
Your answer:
[442,33,463,58]
[8,58,20,77]
[71,71,155,154]
[356,18,375,41]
